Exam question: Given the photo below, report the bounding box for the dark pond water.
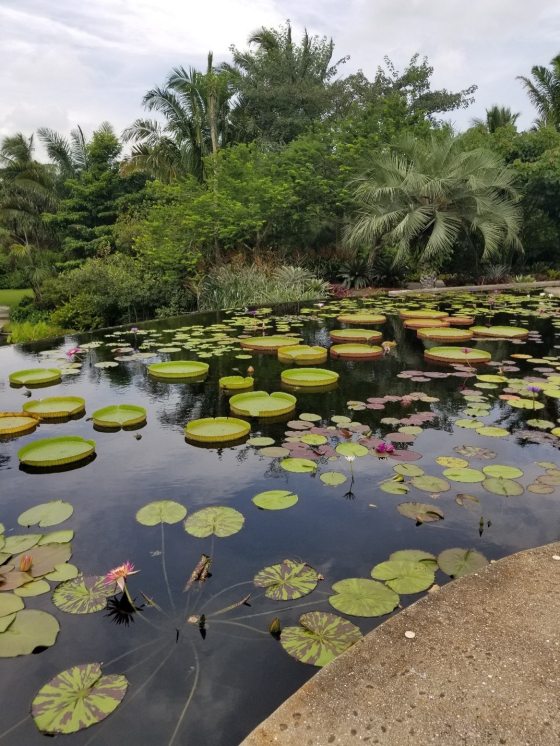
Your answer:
[1,292,560,745]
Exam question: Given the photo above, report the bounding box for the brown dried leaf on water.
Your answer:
[455,493,480,509]
[211,594,252,617]
[184,554,212,591]
[269,617,282,639]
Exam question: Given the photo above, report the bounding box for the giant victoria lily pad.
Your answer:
[185,417,250,443]
[23,396,86,419]
[32,663,128,734]
[329,329,383,344]
[147,361,209,379]
[417,327,473,342]
[240,336,301,351]
[470,325,529,339]
[329,578,399,617]
[280,611,362,667]
[281,368,339,387]
[92,405,146,428]
[218,375,254,391]
[424,347,491,364]
[9,368,61,386]
[371,559,435,594]
[18,436,96,467]
[337,313,386,325]
[184,506,244,537]
[229,391,296,418]
[330,344,383,360]
[0,412,39,436]
[254,559,319,600]
[400,309,448,320]
[52,575,116,614]
[0,609,59,657]
[277,345,327,364]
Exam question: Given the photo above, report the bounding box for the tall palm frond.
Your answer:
[517,54,560,130]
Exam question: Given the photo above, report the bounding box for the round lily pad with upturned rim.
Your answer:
[240,336,301,351]
[417,327,473,342]
[277,345,327,364]
[9,368,61,386]
[281,368,339,387]
[469,325,528,339]
[424,347,491,364]
[252,490,298,510]
[23,397,85,419]
[31,663,128,735]
[330,344,383,360]
[400,309,448,320]
[92,404,147,428]
[218,375,254,391]
[404,318,449,329]
[185,417,250,443]
[329,329,383,344]
[0,412,39,436]
[18,436,96,467]
[280,611,362,667]
[336,313,386,325]
[329,578,399,617]
[184,506,244,538]
[147,360,209,379]
[230,391,296,418]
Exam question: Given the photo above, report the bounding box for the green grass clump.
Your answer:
[6,320,64,344]
[0,289,33,309]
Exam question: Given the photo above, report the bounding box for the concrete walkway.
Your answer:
[243,542,560,746]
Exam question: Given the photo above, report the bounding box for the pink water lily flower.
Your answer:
[105,561,139,592]
[66,347,82,358]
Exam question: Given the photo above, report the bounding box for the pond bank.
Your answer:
[242,541,560,745]
[387,279,560,296]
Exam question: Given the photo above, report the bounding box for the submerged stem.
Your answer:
[167,641,200,746]
[0,715,29,742]
[161,521,175,611]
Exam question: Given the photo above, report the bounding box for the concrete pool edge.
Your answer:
[241,541,560,745]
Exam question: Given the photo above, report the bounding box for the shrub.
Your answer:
[6,320,64,344]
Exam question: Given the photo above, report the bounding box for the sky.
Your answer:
[1,0,559,149]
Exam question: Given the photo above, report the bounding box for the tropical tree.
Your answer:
[345,134,523,273]
[517,54,560,130]
[472,106,520,133]
[122,53,234,181]
[37,125,89,183]
[0,133,56,297]
[224,22,348,144]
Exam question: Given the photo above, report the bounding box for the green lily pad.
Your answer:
[435,456,468,468]
[397,502,444,523]
[299,413,322,422]
[219,375,254,391]
[482,465,524,479]
[389,549,437,568]
[32,663,128,734]
[13,544,71,578]
[254,559,319,600]
[38,530,74,544]
[437,548,488,577]
[23,396,86,419]
[15,579,51,597]
[455,419,484,429]
[336,442,369,458]
[0,593,24,618]
[470,325,528,339]
[300,434,328,446]
[18,436,96,467]
[424,347,491,364]
[371,559,435,594]
[393,464,425,477]
[230,391,296,418]
[329,578,399,617]
[135,501,187,526]
[185,417,250,443]
[454,445,496,459]
[52,575,116,614]
[184,506,244,538]
[410,475,450,493]
[259,446,291,457]
[482,477,524,496]
[320,471,347,487]
[252,490,298,510]
[476,426,509,438]
[508,398,544,410]
[442,468,485,483]
[3,534,41,554]
[0,609,59,657]
[45,563,79,582]
[91,404,147,428]
[281,368,339,387]
[240,336,301,351]
[18,500,73,528]
[280,611,362,667]
[247,437,275,447]
[380,479,410,495]
[9,368,61,386]
[147,360,209,379]
[280,457,318,473]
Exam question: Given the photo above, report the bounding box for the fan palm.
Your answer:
[122,53,233,182]
[346,134,522,272]
[517,54,560,130]
[472,106,520,133]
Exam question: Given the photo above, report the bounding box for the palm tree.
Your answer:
[0,133,56,297]
[122,53,233,182]
[37,125,89,180]
[345,134,522,273]
[517,54,560,129]
[472,106,520,133]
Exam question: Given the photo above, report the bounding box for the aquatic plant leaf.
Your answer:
[299,413,322,422]
[135,501,187,526]
[252,490,298,510]
[329,578,399,617]
[38,530,74,545]
[184,507,244,538]
[0,614,16,633]
[508,398,544,410]
[0,610,59,657]
[397,502,444,524]
[0,593,24,618]
[18,501,73,528]
[0,567,32,591]
[380,480,409,495]
[335,442,369,458]
[393,464,424,477]
[437,548,488,578]
[320,471,347,487]
[455,419,483,429]
[2,535,41,554]
[371,559,435,594]
[45,563,79,582]
[435,457,468,468]
[32,663,128,734]
[482,478,524,496]
[254,560,319,600]
[389,549,437,568]
[454,445,496,459]
[15,579,51,597]
[482,465,523,479]
[300,434,328,446]
[442,467,485,483]
[52,575,116,614]
[476,426,509,438]
[259,446,291,458]
[247,437,275,447]
[280,611,362,667]
[13,544,71,578]
[410,475,450,493]
[280,458,318,473]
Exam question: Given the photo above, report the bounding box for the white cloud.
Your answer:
[1,0,559,145]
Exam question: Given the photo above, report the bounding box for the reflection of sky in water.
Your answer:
[0,301,559,744]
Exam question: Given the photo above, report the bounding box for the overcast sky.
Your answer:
[1,0,559,149]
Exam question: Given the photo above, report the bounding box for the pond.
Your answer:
[1,291,560,745]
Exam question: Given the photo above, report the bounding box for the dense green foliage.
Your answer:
[1,23,559,339]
